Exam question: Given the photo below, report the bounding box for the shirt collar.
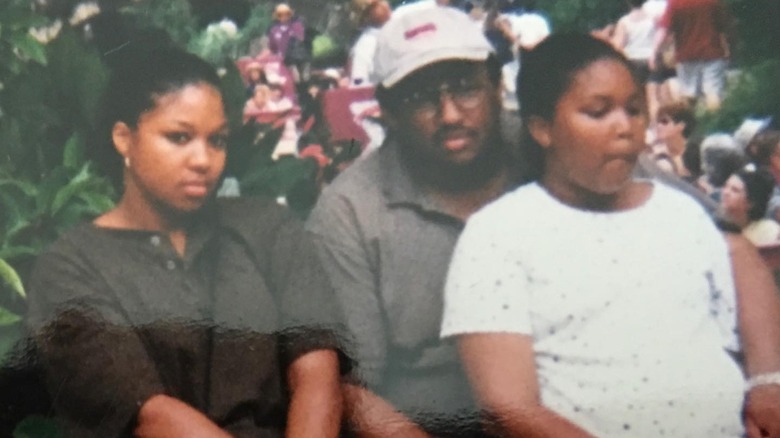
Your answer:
[378,139,443,214]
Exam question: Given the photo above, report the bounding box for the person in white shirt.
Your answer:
[441,33,780,438]
[349,0,392,87]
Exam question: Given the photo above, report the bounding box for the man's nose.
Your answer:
[438,91,464,124]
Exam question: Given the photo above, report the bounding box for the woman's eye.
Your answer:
[166,132,191,144]
[584,107,609,119]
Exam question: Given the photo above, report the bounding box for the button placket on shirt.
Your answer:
[148,234,178,271]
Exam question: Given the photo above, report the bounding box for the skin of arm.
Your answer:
[134,395,232,438]
[285,349,343,438]
[610,18,627,51]
[342,383,431,438]
[724,233,780,438]
[457,333,595,438]
[648,26,669,71]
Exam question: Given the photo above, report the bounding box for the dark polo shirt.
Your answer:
[27,197,345,438]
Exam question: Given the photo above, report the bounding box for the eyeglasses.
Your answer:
[396,77,486,118]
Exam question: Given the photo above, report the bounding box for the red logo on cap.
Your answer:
[404,23,437,40]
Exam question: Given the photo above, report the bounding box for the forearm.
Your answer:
[650,27,669,68]
[135,394,231,438]
[726,233,780,375]
[342,383,431,438]
[486,405,595,438]
[286,350,342,438]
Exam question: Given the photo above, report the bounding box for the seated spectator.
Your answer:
[721,167,780,245]
[698,133,745,197]
[267,83,295,113]
[245,61,268,97]
[650,101,696,177]
[243,84,273,123]
[747,129,780,220]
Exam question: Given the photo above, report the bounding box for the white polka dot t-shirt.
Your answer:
[441,182,744,437]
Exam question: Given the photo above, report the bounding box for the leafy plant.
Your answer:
[119,0,199,48]
[700,59,780,133]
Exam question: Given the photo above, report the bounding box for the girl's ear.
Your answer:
[527,115,552,148]
[112,121,133,158]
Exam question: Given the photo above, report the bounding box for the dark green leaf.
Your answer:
[50,164,92,215]
[62,132,85,169]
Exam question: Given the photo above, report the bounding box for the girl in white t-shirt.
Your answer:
[440,33,747,437]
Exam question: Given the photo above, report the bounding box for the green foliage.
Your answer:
[700,59,780,133]
[723,0,780,65]
[234,3,273,55]
[0,0,49,112]
[1,18,114,369]
[539,0,623,32]
[313,34,340,59]
[119,0,198,47]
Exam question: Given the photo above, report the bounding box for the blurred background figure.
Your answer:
[612,0,655,116]
[698,133,746,197]
[244,61,268,97]
[746,129,780,222]
[348,0,392,87]
[651,0,733,111]
[267,3,310,82]
[650,101,696,178]
[720,167,780,245]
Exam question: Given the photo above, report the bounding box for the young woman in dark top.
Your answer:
[26,47,345,438]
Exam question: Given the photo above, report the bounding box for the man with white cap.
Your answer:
[307,7,526,437]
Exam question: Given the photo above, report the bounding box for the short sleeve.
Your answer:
[217,198,351,371]
[268,213,351,370]
[441,207,533,338]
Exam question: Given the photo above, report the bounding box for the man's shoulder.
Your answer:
[321,150,386,200]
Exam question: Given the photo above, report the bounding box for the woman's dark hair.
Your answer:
[736,168,776,221]
[91,46,222,191]
[517,32,638,179]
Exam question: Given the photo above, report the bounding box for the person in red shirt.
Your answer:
[650,0,733,111]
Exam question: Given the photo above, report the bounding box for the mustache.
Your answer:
[433,126,477,143]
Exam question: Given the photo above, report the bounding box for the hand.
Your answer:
[134,394,232,438]
[745,385,780,438]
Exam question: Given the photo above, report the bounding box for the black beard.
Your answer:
[395,131,508,193]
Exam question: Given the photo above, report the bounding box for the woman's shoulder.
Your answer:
[39,222,107,259]
[469,183,544,229]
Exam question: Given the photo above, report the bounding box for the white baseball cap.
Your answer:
[372,7,494,88]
